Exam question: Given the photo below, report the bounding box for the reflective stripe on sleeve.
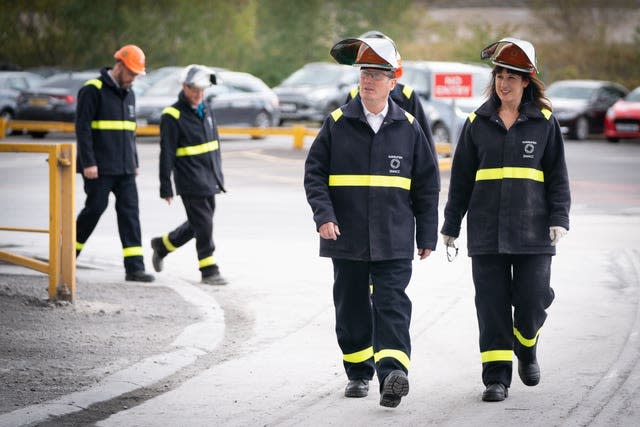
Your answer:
[328,174,411,190]
[84,79,102,89]
[343,346,374,364]
[331,108,343,122]
[91,120,137,131]
[162,107,180,119]
[475,167,544,183]
[76,242,85,250]
[176,140,219,157]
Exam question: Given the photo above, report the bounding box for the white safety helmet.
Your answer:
[180,64,217,88]
[481,37,537,74]
[330,37,399,71]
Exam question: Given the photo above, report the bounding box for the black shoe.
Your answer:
[482,383,508,402]
[150,237,164,273]
[345,379,369,398]
[379,370,409,408]
[125,270,155,283]
[201,271,228,286]
[518,359,540,386]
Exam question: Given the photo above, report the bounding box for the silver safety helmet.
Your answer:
[180,64,217,88]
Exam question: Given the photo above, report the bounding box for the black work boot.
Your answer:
[150,237,165,273]
[201,270,228,286]
[125,270,155,283]
[482,383,508,402]
[518,359,540,386]
[379,370,409,408]
[345,379,369,398]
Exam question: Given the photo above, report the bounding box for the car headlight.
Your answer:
[554,110,577,121]
[606,108,615,119]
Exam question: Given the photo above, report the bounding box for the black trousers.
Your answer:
[332,258,412,386]
[76,174,144,273]
[472,254,554,387]
[157,195,217,276]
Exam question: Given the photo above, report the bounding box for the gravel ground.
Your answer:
[0,269,197,415]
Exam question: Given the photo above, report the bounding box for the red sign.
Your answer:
[433,73,473,98]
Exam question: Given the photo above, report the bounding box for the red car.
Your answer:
[604,86,640,142]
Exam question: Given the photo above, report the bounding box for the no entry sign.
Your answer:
[433,73,473,98]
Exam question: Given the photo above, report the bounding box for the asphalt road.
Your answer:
[0,133,639,426]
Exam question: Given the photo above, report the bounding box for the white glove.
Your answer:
[441,234,457,248]
[549,226,568,246]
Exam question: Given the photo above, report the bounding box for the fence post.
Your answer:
[55,144,76,301]
[292,125,306,150]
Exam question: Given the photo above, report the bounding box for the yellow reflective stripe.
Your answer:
[481,350,513,363]
[369,284,374,295]
[162,233,177,252]
[84,78,102,89]
[541,108,552,120]
[199,256,216,268]
[91,120,136,131]
[76,242,85,250]
[350,87,359,98]
[343,346,374,364]
[123,246,143,257]
[176,140,219,157]
[374,349,411,370]
[402,85,413,99]
[162,106,180,119]
[404,111,415,124]
[513,327,540,348]
[475,167,544,183]
[468,111,477,123]
[331,108,343,122]
[328,175,411,190]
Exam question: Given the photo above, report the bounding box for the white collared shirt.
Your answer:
[361,100,388,133]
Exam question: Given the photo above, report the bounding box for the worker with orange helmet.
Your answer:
[75,44,154,282]
[345,31,437,160]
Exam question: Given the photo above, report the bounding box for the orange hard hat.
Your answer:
[114,44,146,75]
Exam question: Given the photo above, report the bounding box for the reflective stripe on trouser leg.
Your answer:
[370,259,413,383]
[112,174,144,273]
[511,255,554,363]
[332,259,375,380]
[472,255,514,387]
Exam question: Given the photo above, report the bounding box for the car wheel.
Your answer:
[571,116,589,140]
[29,131,48,139]
[431,122,450,145]
[607,137,620,143]
[251,111,271,140]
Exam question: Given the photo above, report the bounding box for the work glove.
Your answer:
[549,226,568,246]
[441,234,457,248]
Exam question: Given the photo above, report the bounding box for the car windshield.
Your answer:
[144,75,181,96]
[280,66,349,87]
[547,84,596,100]
[626,87,640,102]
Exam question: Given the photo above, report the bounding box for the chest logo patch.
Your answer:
[389,155,402,174]
[522,140,537,159]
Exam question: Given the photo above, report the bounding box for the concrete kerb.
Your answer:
[0,267,225,427]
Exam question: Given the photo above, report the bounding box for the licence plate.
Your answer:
[616,123,639,132]
[28,97,49,107]
[280,103,296,112]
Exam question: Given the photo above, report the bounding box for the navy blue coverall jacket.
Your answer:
[304,97,440,261]
[441,97,571,256]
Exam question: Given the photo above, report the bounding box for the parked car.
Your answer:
[136,69,280,131]
[604,86,640,143]
[273,62,359,124]
[14,71,96,138]
[0,71,44,134]
[400,61,492,144]
[546,79,628,140]
[131,66,183,96]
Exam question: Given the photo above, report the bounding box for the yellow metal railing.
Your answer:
[0,142,77,302]
[3,119,452,159]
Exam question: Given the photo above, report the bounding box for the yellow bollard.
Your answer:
[0,117,6,139]
[292,125,306,150]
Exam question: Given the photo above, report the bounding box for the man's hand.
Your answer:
[163,197,173,205]
[549,226,568,246]
[83,166,98,179]
[417,248,432,260]
[319,222,340,240]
